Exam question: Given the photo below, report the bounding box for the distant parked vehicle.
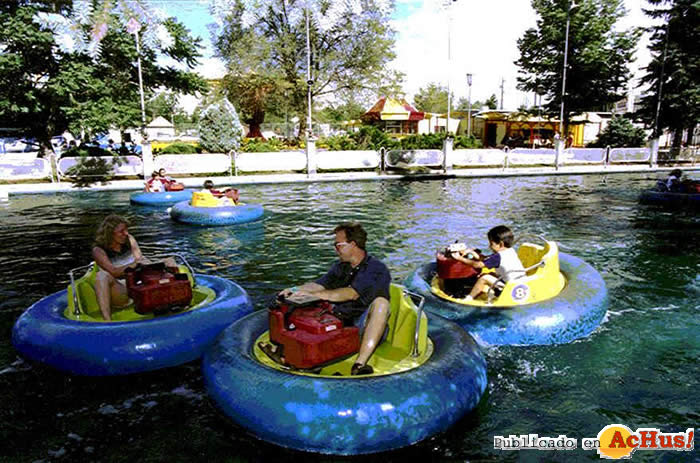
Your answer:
[0,137,41,158]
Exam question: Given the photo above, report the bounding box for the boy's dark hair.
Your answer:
[670,169,682,177]
[487,225,515,248]
[203,179,214,189]
[334,222,367,250]
[151,171,159,178]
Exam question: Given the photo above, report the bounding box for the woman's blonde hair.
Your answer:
[94,214,128,249]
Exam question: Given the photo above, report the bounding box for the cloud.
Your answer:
[389,0,651,108]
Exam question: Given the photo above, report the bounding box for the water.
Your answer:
[1,173,698,462]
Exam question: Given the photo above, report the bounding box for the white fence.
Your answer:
[235,151,307,173]
[155,153,231,175]
[57,155,143,177]
[0,145,694,182]
[385,149,444,168]
[317,150,380,170]
[0,157,51,180]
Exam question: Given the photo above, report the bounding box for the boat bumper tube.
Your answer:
[12,275,253,375]
[130,189,193,206]
[405,252,607,345]
[170,201,263,226]
[202,310,487,455]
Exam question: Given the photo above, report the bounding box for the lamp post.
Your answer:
[305,8,313,137]
[557,1,576,170]
[466,73,473,137]
[126,18,147,137]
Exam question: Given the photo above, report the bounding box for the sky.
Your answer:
[157,0,655,111]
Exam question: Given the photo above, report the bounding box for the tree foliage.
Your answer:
[212,0,397,134]
[636,0,699,149]
[0,1,206,152]
[413,83,452,113]
[588,116,647,147]
[515,0,639,132]
[198,99,244,153]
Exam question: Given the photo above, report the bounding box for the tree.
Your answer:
[413,83,452,113]
[221,72,288,138]
[0,1,207,152]
[636,0,699,151]
[456,98,483,112]
[198,99,244,153]
[212,0,396,135]
[485,94,498,110]
[515,0,639,134]
[588,116,647,147]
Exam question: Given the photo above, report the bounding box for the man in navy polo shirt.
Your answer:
[280,222,391,375]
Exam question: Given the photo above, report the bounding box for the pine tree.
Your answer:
[636,0,699,150]
[515,0,639,134]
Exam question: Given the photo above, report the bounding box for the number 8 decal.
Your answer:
[511,284,529,301]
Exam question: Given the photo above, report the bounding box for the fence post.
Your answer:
[141,141,154,177]
[554,137,563,170]
[306,135,317,176]
[604,146,611,167]
[442,136,454,173]
[503,146,510,170]
[379,147,386,175]
[649,138,659,168]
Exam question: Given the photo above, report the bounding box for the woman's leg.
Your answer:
[95,270,128,321]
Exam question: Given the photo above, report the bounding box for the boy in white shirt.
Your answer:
[451,225,525,302]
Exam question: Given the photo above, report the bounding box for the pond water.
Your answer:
[1,173,698,462]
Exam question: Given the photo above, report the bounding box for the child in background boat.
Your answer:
[450,225,525,302]
[202,179,240,205]
[144,171,164,192]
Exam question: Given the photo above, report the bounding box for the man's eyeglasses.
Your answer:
[334,241,351,250]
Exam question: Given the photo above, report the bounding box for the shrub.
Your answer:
[198,99,244,153]
[588,117,647,148]
[64,151,124,187]
[155,142,201,154]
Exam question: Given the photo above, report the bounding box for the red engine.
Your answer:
[436,251,479,279]
[266,296,360,370]
[125,263,193,314]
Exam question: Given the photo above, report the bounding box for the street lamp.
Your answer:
[305,8,313,137]
[466,73,473,137]
[445,0,457,136]
[126,17,147,139]
[557,1,576,170]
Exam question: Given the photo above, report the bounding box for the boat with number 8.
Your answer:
[405,236,608,345]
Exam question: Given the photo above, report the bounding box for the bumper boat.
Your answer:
[170,191,263,226]
[12,256,253,376]
[639,188,700,208]
[405,237,607,345]
[130,188,192,206]
[202,285,487,455]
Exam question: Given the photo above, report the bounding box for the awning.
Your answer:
[362,97,425,122]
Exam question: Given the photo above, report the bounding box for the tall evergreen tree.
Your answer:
[515,0,639,134]
[636,0,699,150]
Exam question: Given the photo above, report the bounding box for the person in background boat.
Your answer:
[665,169,683,192]
[144,171,164,192]
[201,179,240,205]
[450,225,525,303]
[157,168,173,189]
[92,215,175,321]
[278,222,391,376]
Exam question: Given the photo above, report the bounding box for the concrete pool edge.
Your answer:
[2,164,699,196]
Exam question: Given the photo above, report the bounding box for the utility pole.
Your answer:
[499,77,505,110]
